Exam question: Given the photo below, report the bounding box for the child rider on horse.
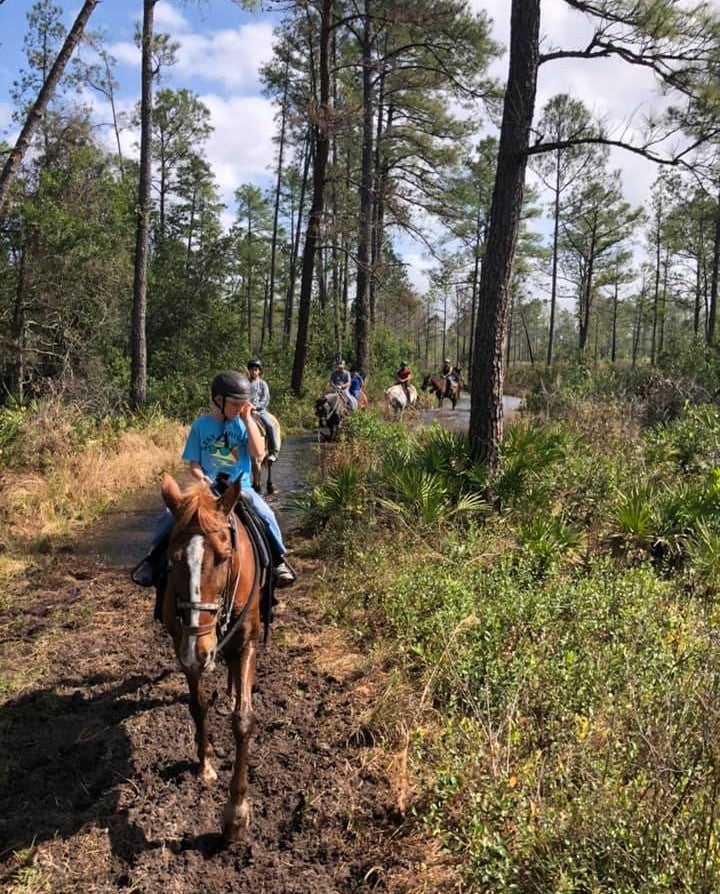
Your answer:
[132,370,296,590]
[247,358,278,463]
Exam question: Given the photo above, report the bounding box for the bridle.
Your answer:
[172,512,258,656]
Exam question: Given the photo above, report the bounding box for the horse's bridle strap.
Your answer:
[177,601,220,612]
[183,622,217,636]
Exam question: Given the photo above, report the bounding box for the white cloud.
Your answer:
[200,93,276,197]
[108,40,140,70]
[108,18,275,94]
[0,101,12,136]
[154,0,191,33]
[401,250,434,295]
[172,24,275,91]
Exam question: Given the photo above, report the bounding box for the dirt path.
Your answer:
[0,428,460,893]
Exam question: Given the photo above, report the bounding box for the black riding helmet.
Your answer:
[211,371,251,417]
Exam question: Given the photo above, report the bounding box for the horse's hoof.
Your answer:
[222,801,252,842]
[198,763,218,785]
[267,486,278,495]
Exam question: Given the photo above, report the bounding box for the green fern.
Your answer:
[516,514,582,573]
[284,463,365,522]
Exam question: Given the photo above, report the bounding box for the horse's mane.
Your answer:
[166,483,232,558]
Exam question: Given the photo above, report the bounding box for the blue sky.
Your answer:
[0,1,285,197]
[0,0,685,293]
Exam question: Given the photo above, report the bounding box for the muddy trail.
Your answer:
[0,397,518,893]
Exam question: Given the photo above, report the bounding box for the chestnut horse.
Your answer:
[421,373,461,409]
[160,473,260,842]
[251,412,281,495]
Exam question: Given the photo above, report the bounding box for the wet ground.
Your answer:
[78,429,328,569]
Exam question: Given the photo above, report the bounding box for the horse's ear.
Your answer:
[161,473,184,516]
[218,477,242,514]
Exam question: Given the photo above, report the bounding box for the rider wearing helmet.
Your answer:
[132,370,296,593]
[246,358,278,463]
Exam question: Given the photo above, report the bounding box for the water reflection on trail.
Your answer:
[416,393,522,432]
[77,431,327,568]
[77,393,521,568]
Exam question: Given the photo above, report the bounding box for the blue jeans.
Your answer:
[150,486,286,559]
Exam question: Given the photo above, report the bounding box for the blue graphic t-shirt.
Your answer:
[181,414,251,487]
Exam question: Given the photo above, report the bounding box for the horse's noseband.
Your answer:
[172,516,239,638]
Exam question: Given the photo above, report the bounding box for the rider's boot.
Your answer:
[131,541,165,587]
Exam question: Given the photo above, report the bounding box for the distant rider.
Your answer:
[441,358,457,398]
[247,358,278,463]
[349,365,364,402]
[396,361,412,403]
[329,359,357,410]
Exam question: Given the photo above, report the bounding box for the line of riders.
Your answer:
[330,356,463,409]
[131,355,464,611]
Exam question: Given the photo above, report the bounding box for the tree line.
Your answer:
[1,0,720,466]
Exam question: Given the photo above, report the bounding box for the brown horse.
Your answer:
[160,473,260,842]
[251,411,281,495]
[421,373,461,409]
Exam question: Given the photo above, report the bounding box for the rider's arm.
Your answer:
[188,461,212,486]
[255,380,269,410]
[182,423,213,486]
[239,403,265,461]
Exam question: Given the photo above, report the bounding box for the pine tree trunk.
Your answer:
[269,61,290,346]
[130,0,157,408]
[283,134,311,347]
[291,0,333,396]
[469,0,540,471]
[354,0,374,377]
[708,190,720,346]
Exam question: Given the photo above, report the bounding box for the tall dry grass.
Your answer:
[0,404,185,556]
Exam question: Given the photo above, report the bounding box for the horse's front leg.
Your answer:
[222,639,258,842]
[186,670,217,784]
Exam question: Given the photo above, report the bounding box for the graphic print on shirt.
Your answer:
[205,430,240,468]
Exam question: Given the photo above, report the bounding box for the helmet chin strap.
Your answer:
[213,395,233,419]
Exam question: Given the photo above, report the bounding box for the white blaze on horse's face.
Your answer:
[180,535,208,670]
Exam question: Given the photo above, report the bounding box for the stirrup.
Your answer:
[274,560,297,588]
